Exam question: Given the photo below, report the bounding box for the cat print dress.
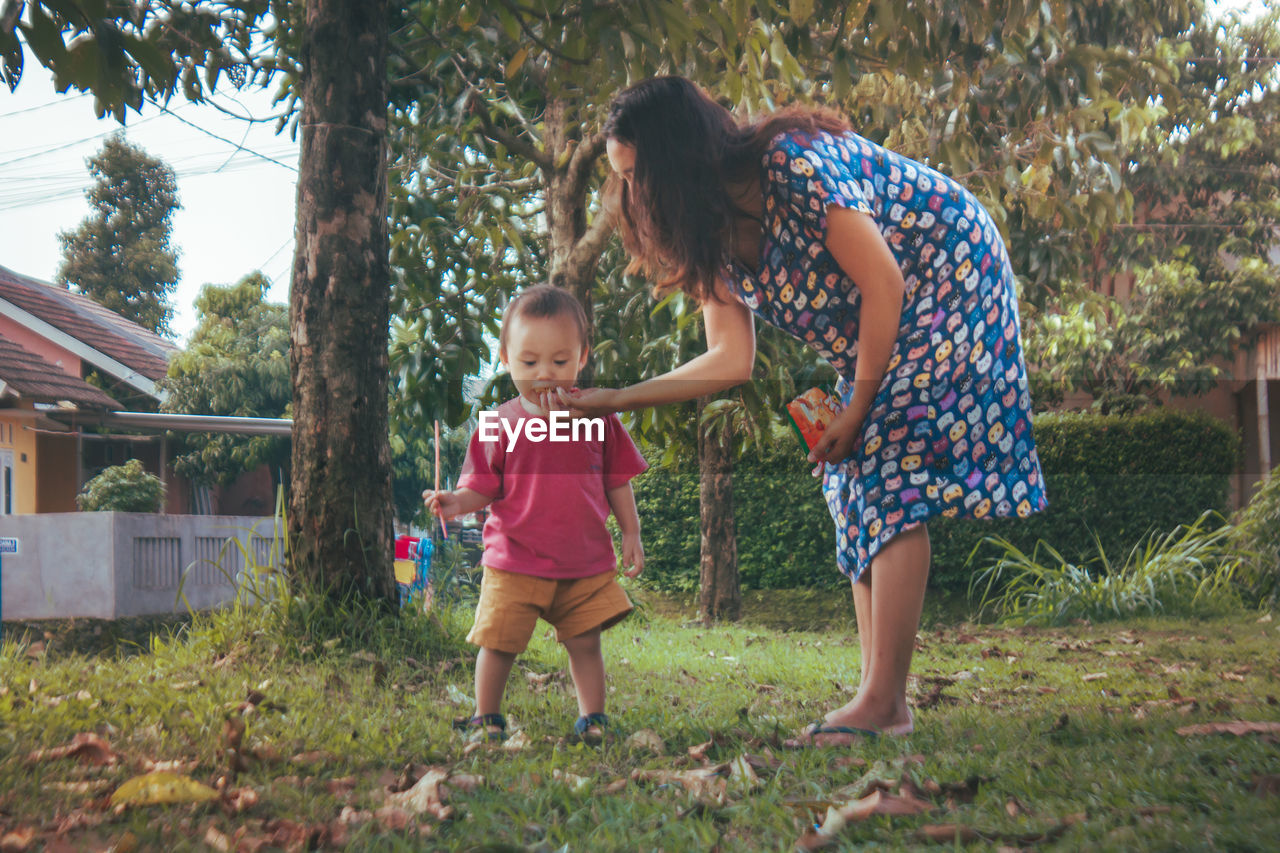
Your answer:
[725,129,1049,580]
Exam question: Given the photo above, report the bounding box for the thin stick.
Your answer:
[434,419,447,538]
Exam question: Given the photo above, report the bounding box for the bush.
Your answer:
[971,511,1244,625]
[76,459,165,513]
[634,408,1239,593]
[1231,475,1280,607]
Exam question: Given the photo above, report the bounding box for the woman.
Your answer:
[555,76,1047,744]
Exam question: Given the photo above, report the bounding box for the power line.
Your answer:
[145,97,298,173]
[0,92,89,119]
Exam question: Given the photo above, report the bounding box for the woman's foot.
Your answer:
[784,705,914,747]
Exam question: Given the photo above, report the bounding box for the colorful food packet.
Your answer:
[785,387,841,451]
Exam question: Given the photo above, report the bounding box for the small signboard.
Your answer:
[0,538,16,555]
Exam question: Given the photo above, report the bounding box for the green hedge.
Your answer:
[633,408,1239,592]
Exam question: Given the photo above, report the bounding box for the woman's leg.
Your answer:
[562,627,606,718]
[852,576,873,687]
[807,523,930,742]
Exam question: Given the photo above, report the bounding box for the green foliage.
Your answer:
[56,134,180,336]
[159,273,290,486]
[1230,474,1280,607]
[971,512,1245,625]
[931,408,1239,590]
[637,408,1239,593]
[1028,262,1280,413]
[1,0,281,120]
[389,418,470,529]
[75,458,164,513]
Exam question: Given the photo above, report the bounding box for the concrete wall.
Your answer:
[0,512,285,620]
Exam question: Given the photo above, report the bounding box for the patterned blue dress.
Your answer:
[725,129,1049,580]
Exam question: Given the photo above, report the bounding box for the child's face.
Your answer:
[500,313,588,412]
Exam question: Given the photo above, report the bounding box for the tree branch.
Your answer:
[471,93,553,172]
[568,207,616,274]
[566,131,607,197]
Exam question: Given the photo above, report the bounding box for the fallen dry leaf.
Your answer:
[602,778,628,795]
[631,766,728,801]
[626,729,666,755]
[798,789,936,850]
[0,826,36,853]
[383,766,478,823]
[1081,672,1108,682]
[42,779,112,796]
[26,732,119,767]
[325,777,357,799]
[728,754,762,791]
[1252,774,1280,797]
[688,740,713,763]
[1176,721,1280,737]
[202,825,232,853]
[222,786,259,813]
[503,730,532,751]
[914,824,983,844]
[109,771,219,808]
[141,758,199,774]
[552,769,591,793]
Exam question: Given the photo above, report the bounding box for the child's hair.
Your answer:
[498,284,591,353]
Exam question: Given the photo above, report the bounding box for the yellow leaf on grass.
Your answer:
[109,771,219,807]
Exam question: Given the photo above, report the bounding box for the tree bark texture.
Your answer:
[697,397,741,623]
[539,97,611,385]
[289,0,396,608]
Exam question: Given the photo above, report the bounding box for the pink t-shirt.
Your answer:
[457,398,648,579]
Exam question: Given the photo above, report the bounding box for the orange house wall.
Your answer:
[0,409,40,514]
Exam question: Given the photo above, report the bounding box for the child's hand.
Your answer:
[620,530,644,579]
[422,489,461,521]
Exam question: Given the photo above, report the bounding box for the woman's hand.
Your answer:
[551,386,622,419]
[807,406,864,466]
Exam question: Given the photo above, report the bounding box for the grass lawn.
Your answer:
[1,590,1277,851]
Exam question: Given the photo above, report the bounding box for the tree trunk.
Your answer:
[697,397,740,623]
[540,96,612,385]
[288,0,396,609]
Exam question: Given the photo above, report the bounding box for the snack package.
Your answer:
[786,387,841,451]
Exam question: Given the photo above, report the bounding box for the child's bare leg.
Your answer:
[474,647,517,731]
[561,628,605,718]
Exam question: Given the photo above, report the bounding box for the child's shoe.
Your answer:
[452,713,507,743]
[568,712,609,746]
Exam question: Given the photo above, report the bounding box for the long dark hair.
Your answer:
[603,76,849,302]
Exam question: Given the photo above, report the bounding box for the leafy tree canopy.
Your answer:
[56,133,181,336]
[159,272,290,485]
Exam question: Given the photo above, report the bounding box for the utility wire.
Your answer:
[145,96,298,173]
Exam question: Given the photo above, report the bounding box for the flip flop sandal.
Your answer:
[568,712,609,746]
[452,713,507,743]
[784,719,880,748]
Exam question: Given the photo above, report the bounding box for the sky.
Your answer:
[0,0,1267,345]
[0,48,299,343]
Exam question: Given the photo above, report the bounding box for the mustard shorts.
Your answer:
[466,566,633,654]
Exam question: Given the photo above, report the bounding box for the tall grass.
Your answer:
[970,511,1245,625]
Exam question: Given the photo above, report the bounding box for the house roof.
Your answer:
[0,264,178,382]
[0,333,122,409]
